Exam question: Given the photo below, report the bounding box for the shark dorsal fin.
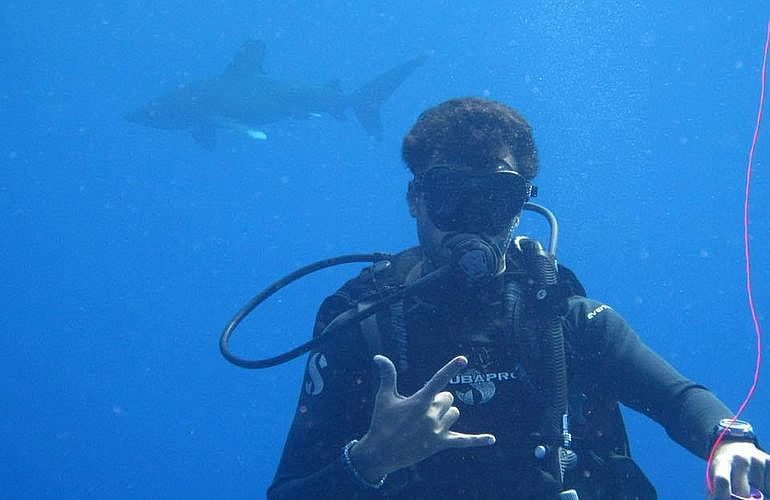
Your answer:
[224,39,266,78]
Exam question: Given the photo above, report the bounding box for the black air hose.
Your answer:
[519,238,569,486]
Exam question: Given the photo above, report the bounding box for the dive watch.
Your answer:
[712,418,758,446]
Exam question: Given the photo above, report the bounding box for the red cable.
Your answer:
[706,18,770,494]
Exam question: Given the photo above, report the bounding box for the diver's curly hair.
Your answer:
[402,97,539,180]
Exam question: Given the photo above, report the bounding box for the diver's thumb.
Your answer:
[373,355,398,400]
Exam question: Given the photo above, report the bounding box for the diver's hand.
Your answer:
[349,354,496,482]
[707,441,770,499]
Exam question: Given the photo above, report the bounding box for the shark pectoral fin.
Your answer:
[246,129,267,140]
[192,124,217,150]
[210,115,267,141]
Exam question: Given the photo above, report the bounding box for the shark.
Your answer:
[125,40,427,149]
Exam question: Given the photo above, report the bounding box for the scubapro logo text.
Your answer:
[305,353,327,396]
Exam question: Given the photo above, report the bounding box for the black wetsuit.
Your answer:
[267,250,732,499]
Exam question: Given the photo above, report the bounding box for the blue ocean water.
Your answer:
[1,1,768,498]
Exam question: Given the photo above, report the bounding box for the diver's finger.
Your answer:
[417,356,467,401]
[731,455,751,499]
[437,406,460,431]
[764,456,770,496]
[426,391,453,421]
[373,355,399,401]
[748,456,764,494]
[443,431,496,449]
[711,458,732,500]
[432,391,454,414]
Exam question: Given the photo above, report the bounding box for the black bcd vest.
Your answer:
[332,246,657,500]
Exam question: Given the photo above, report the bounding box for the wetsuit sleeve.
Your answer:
[568,298,734,459]
[267,293,380,500]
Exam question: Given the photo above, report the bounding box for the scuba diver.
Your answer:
[223,98,769,499]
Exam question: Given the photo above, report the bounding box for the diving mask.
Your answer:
[415,166,536,234]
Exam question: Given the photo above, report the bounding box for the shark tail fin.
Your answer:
[351,55,427,141]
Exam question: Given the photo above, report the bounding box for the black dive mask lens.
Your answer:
[419,167,533,234]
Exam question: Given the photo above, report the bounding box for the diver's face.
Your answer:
[410,152,529,268]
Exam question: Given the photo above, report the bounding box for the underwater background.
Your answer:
[2,1,769,498]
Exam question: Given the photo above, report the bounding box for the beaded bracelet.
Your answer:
[342,440,387,489]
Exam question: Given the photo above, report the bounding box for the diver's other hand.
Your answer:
[707,441,770,500]
[349,354,496,482]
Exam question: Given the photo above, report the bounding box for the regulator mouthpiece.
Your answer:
[449,235,503,286]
